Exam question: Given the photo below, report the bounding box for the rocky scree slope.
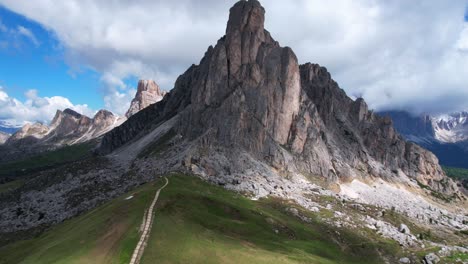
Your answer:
[101,0,458,196]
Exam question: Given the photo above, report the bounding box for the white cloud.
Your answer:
[16,25,39,46]
[0,20,41,51]
[0,87,95,127]
[103,89,137,117]
[457,24,468,51]
[0,0,467,115]
[0,0,231,116]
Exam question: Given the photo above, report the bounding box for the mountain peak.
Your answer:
[63,108,83,119]
[125,80,166,118]
[225,0,274,76]
[227,0,264,36]
[94,109,114,119]
[101,0,457,196]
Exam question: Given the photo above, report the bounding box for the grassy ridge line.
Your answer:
[0,179,24,194]
[0,179,165,264]
[443,166,468,180]
[0,142,94,182]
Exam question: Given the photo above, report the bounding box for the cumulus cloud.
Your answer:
[0,86,95,127]
[103,89,137,117]
[0,0,467,115]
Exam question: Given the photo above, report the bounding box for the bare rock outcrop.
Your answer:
[5,122,49,147]
[0,132,9,145]
[125,80,166,118]
[100,0,458,195]
[1,109,123,163]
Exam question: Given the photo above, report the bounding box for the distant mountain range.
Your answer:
[380,111,468,169]
[0,80,166,163]
[0,121,21,135]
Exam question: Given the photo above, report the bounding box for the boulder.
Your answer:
[423,253,440,264]
[399,224,411,234]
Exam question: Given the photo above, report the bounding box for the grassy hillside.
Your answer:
[0,178,161,264]
[0,142,94,183]
[443,166,468,180]
[0,173,405,264]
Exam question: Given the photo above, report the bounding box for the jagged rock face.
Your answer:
[0,132,9,145]
[125,80,166,118]
[181,0,300,154]
[91,110,117,135]
[46,109,92,142]
[100,0,456,194]
[380,110,468,169]
[6,122,49,146]
[379,111,435,144]
[1,108,123,163]
[290,63,448,187]
[379,111,468,144]
[433,111,468,143]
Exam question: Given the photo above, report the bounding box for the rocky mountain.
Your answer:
[1,2,466,261]
[5,122,50,146]
[0,121,20,135]
[0,132,10,145]
[379,111,435,144]
[125,80,166,118]
[101,0,456,194]
[44,108,124,145]
[381,111,468,169]
[1,109,124,163]
[0,79,164,163]
[433,111,468,143]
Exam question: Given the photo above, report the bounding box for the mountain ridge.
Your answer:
[0,131,10,144]
[100,0,457,195]
[381,110,468,169]
[0,79,165,163]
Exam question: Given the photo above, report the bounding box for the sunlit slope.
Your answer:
[0,174,399,264]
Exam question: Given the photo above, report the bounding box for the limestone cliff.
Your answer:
[100,0,456,194]
[125,80,166,118]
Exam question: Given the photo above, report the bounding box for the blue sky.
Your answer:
[0,0,467,128]
[0,6,103,109]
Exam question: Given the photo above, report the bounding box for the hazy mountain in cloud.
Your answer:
[0,121,21,134]
[382,110,468,168]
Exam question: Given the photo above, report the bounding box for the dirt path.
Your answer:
[129,177,169,264]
